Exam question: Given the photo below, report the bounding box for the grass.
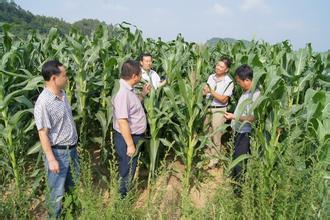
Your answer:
[0,132,327,219]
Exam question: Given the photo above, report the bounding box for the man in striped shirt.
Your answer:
[140,53,166,89]
[34,60,79,218]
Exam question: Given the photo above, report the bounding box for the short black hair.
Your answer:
[139,53,153,62]
[235,64,253,80]
[121,59,141,80]
[219,56,232,68]
[41,60,63,81]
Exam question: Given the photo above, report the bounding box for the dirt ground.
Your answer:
[135,160,224,209]
[28,146,225,219]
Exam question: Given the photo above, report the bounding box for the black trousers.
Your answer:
[114,130,144,197]
[232,132,250,181]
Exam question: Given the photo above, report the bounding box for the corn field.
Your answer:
[0,23,329,219]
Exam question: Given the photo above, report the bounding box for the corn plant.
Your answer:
[0,25,43,196]
[143,88,173,185]
[0,21,329,219]
[163,69,209,188]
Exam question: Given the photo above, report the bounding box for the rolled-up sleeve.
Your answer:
[34,100,51,131]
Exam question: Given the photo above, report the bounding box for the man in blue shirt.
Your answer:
[224,64,260,181]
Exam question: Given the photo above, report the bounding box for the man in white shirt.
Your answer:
[203,57,234,168]
[139,53,166,89]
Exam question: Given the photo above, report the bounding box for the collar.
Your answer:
[44,87,64,100]
[243,88,255,96]
[119,79,134,91]
[212,74,227,82]
[141,68,153,75]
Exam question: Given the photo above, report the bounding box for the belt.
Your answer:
[208,105,227,109]
[114,130,145,137]
[132,133,145,137]
[52,144,76,150]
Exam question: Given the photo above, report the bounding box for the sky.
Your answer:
[15,0,330,52]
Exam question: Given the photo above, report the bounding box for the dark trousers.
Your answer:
[232,132,250,181]
[114,130,144,197]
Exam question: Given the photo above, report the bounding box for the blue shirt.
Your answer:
[232,89,260,133]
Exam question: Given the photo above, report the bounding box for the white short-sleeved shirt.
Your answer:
[141,68,161,89]
[206,74,234,107]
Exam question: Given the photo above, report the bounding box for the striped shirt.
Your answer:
[34,87,78,146]
[141,68,161,89]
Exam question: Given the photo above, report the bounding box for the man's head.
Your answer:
[235,64,253,91]
[42,60,68,89]
[121,59,142,85]
[139,53,153,72]
[215,56,231,76]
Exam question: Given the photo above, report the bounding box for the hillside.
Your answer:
[206,37,251,47]
[0,0,111,38]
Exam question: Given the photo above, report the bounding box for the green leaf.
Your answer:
[226,154,251,173]
[14,95,33,108]
[27,141,41,155]
[22,76,44,90]
[9,109,33,126]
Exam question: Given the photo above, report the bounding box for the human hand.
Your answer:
[48,159,60,173]
[159,79,167,87]
[203,84,210,95]
[127,145,136,157]
[224,112,235,120]
[142,83,151,96]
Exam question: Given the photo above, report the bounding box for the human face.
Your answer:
[235,75,252,91]
[215,61,229,77]
[132,71,142,85]
[140,56,153,72]
[53,66,68,89]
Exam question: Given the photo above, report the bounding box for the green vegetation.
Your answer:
[0,2,329,219]
[207,37,251,48]
[0,0,113,38]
